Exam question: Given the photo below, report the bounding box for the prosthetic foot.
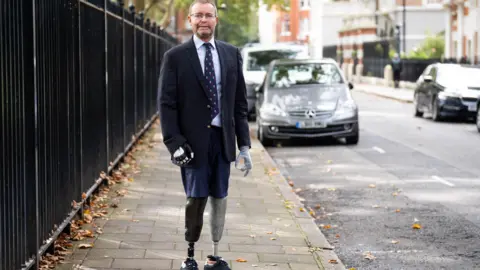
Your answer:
[181,198,208,270]
[204,197,230,270]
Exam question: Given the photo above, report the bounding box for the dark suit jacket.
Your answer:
[157,37,251,168]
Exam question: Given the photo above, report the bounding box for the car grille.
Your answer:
[288,110,333,118]
[277,125,346,134]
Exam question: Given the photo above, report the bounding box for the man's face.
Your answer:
[188,3,218,40]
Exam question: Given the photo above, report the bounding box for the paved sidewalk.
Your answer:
[56,120,345,270]
[354,83,414,103]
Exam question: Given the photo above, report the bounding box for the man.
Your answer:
[157,0,253,269]
[391,53,402,88]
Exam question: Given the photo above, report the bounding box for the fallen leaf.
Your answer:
[270,237,277,240]
[412,223,422,229]
[372,205,380,208]
[315,204,321,209]
[364,252,376,260]
[391,240,399,244]
[78,243,94,249]
[335,234,340,238]
[326,160,333,164]
[348,268,356,270]
[288,181,294,187]
[299,207,305,212]
[266,232,273,234]
[368,184,376,188]
[327,187,336,191]
[323,224,331,229]
[295,188,302,193]
[328,259,338,264]
[395,209,401,213]
[128,177,134,182]
[392,192,398,196]
[236,258,247,262]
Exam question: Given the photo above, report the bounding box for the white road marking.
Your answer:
[431,175,455,187]
[372,146,386,154]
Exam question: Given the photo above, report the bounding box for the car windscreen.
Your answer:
[437,66,480,88]
[268,63,344,88]
[246,49,303,71]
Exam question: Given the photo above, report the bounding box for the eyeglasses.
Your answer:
[190,13,216,19]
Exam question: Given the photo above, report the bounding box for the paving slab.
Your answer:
[58,122,345,270]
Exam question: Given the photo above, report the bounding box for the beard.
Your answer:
[195,26,214,39]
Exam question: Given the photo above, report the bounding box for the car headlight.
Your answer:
[438,91,461,100]
[333,100,357,119]
[259,103,287,117]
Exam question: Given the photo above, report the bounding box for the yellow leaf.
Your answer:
[392,192,398,196]
[236,258,247,262]
[128,177,134,182]
[391,240,399,244]
[323,224,331,229]
[349,268,356,270]
[412,223,422,229]
[299,207,305,212]
[328,259,338,264]
[395,209,401,213]
[326,160,333,164]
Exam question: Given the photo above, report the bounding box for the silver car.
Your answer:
[255,58,359,146]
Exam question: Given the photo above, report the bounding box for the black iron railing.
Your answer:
[0,1,178,269]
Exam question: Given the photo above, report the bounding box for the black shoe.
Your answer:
[181,258,199,270]
[203,255,231,270]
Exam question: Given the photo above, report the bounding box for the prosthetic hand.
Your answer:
[172,143,194,166]
[235,146,252,176]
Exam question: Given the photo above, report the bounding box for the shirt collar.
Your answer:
[193,34,216,50]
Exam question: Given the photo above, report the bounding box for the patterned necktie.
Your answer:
[203,43,218,120]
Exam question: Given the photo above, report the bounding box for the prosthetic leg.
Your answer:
[204,197,230,270]
[181,197,208,270]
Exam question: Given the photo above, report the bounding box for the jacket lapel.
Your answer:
[215,41,227,100]
[186,38,209,96]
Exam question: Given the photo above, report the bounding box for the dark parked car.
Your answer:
[413,63,480,121]
[255,58,359,146]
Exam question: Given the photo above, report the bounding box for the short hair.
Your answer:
[189,0,218,16]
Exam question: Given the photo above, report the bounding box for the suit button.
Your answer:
[207,125,211,128]
[207,105,211,108]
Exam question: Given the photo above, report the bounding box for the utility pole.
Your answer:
[402,0,406,54]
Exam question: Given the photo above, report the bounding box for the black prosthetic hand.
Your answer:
[172,143,194,166]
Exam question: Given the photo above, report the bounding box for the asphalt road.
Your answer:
[256,90,480,270]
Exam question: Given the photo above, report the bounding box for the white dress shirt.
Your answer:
[193,34,222,127]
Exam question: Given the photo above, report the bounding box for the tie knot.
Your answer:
[203,43,213,50]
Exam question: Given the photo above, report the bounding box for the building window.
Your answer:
[281,15,291,35]
[300,0,310,9]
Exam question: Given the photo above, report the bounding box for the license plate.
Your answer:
[468,103,477,112]
[296,121,326,128]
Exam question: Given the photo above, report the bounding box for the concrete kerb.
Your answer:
[254,139,346,270]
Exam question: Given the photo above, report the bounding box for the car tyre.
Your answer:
[431,98,442,122]
[257,125,273,147]
[413,94,423,117]
[345,132,359,145]
[476,103,480,133]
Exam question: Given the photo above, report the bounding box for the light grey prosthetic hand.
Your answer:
[235,146,252,176]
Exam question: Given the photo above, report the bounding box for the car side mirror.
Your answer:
[423,75,433,82]
[348,82,354,90]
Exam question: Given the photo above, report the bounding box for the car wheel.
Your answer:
[431,98,442,122]
[345,132,359,145]
[476,103,480,133]
[413,94,423,117]
[257,125,273,147]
